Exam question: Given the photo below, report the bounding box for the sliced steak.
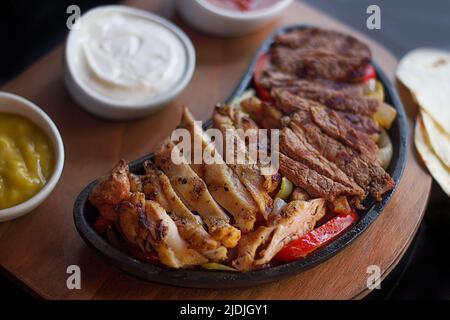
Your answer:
[274,90,380,162]
[336,111,381,136]
[261,71,366,97]
[279,153,358,201]
[273,84,379,117]
[287,111,395,201]
[241,97,283,129]
[274,28,371,59]
[270,28,371,82]
[280,127,365,201]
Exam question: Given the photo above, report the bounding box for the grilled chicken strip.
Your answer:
[225,104,281,194]
[212,105,273,220]
[270,28,371,82]
[180,107,258,232]
[89,160,131,222]
[233,199,326,271]
[255,199,326,266]
[118,192,208,268]
[154,139,241,248]
[142,162,227,261]
[231,226,274,272]
[241,97,283,129]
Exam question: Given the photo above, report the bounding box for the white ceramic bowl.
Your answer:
[0,92,65,222]
[64,5,196,120]
[177,0,293,36]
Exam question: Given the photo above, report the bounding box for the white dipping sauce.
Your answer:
[69,10,187,103]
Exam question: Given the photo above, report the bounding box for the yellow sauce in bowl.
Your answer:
[0,113,54,210]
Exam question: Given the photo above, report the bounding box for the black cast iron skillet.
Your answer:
[73,25,409,288]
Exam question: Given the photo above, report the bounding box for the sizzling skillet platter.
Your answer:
[73,25,408,288]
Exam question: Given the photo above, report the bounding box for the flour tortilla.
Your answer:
[397,48,450,135]
[415,115,450,196]
[421,111,450,168]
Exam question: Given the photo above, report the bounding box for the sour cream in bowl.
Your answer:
[64,5,195,120]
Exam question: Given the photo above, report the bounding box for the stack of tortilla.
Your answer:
[397,48,450,197]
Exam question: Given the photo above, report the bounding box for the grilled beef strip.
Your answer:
[280,127,365,201]
[270,28,371,82]
[287,112,395,201]
[241,97,283,129]
[274,28,371,59]
[241,95,394,202]
[279,153,359,201]
[273,84,379,117]
[273,90,380,163]
[260,71,367,97]
[259,75,381,136]
[335,111,381,136]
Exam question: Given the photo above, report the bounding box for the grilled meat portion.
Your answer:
[213,105,273,220]
[142,162,228,261]
[241,95,394,202]
[280,127,365,200]
[336,111,381,136]
[288,112,395,201]
[270,28,371,82]
[262,80,380,136]
[273,84,379,117]
[274,28,371,58]
[241,97,283,129]
[226,106,281,194]
[154,139,241,248]
[180,107,258,232]
[233,199,326,271]
[118,193,208,268]
[279,153,357,201]
[274,90,380,162]
[255,199,326,266]
[89,160,131,222]
[231,226,274,271]
[261,71,366,97]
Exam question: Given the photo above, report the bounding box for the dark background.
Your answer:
[1,0,450,299]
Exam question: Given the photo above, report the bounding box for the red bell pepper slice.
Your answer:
[253,53,273,102]
[358,64,377,83]
[275,210,359,262]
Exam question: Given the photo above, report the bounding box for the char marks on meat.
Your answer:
[273,90,380,163]
[270,28,371,82]
[273,83,380,117]
[287,112,395,201]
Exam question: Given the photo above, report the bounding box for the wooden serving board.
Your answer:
[0,0,431,299]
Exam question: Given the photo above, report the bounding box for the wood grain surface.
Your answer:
[0,0,431,300]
